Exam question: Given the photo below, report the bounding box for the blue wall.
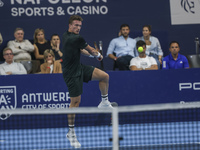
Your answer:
[0,68,200,127]
[0,69,200,110]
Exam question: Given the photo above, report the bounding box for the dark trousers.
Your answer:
[116,55,133,70]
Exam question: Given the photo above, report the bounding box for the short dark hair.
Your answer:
[69,15,83,24]
[120,24,130,30]
[169,41,180,47]
[136,40,146,49]
[143,25,152,32]
[51,34,59,40]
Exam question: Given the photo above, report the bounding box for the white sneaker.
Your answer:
[98,100,113,108]
[66,132,81,148]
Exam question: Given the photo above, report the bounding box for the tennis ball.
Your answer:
[138,47,144,53]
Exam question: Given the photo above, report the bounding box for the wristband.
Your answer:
[47,67,50,69]
[95,52,101,58]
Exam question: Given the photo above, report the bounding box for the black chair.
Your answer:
[112,53,130,70]
[186,54,200,68]
[20,60,41,74]
[20,61,32,74]
[113,52,118,70]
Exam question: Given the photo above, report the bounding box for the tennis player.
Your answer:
[61,15,113,148]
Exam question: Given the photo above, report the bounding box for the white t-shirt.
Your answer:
[130,56,157,69]
[50,64,54,74]
[0,62,27,75]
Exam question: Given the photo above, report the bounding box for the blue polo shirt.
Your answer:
[162,53,189,69]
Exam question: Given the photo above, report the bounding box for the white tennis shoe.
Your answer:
[98,100,113,108]
[67,131,81,149]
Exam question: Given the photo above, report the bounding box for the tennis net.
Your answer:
[1,102,200,150]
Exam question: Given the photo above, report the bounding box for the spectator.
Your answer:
[0,47,27,75]
[136,25,163,69]
[106,24,137,70]
[7,28,34,62]
[0,32,3,45]
[130,40,158,71]
[162,41,189,69]
[40,49,62,74]
[50,34,63,62]
[33,28,51,64]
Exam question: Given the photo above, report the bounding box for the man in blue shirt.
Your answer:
[162,41,189,69]
[106,24,137,70]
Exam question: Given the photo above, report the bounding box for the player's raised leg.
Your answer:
[66,96,81,148]
[92,68,113,108]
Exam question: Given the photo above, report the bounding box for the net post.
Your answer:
[112,107,119,150]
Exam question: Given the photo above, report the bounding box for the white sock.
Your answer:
[101,94,108,102]
[68,125,75,133]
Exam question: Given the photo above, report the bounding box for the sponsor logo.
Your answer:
[21,92,70,109]
[0,86,17,120]
[9,0,108,17]
[181,0,200,14]
[170,0,200,25]
[0,0,4,7]
[179,82,200,91]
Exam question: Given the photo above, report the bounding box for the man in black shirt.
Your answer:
[61,15,112,148]
[50,34,63,62]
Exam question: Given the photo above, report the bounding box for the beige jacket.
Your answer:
[40,60,62,74]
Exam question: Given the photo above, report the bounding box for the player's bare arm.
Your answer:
[85,45,103,61]
[85,45,100,56]
[80,49,91,56]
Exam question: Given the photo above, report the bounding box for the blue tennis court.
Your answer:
[1,121,200,149]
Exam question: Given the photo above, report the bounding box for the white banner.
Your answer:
[170,0,200,25]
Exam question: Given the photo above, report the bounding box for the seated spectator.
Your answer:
[50,34,63,62]
[106,24,137,70]
[40,49,62,74]
[130,40,158,71]
[0,32,3,45]
[136,25,163,69]
[33,28,51,64]
[162,41,189,69]
[0,47,27,75]
[7,28,34,62]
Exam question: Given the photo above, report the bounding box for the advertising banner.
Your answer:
[170,0,200,25]
[1,69,200,120]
